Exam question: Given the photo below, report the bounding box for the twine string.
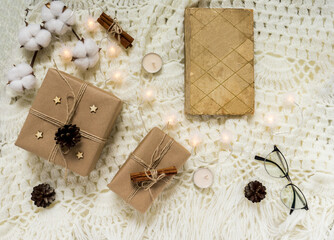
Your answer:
[107,18,123,43]
[126,133,174,202]
[29,61,107,180]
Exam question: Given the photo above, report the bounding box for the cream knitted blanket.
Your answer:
[0,0,333,239]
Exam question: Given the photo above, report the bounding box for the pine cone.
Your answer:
[244,180,266,203]
[55,124,81,149]
[31,183,56,208]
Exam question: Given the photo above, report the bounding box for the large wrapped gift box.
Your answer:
[16,68,122,176]
[108,127,191,213]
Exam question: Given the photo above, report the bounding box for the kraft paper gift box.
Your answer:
[108,127,191,213]
[15,68,122,176]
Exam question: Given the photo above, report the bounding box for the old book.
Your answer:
[184,8,254,115]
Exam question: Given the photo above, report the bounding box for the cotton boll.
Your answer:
[16,63,33,77]
[72,41,86,58]
[88,54,100,67]
[41,1,75,35]
[8,81,24,92]
[74,58,90,71]
[60,9,75,25]
[18,24,51,51]
[50,1,65,16]
[21,75,36,89]
[5,85,21,97]
[6,63,36,93]
[85,39,99,56]
[41,6,54,21]
[72,39,100,70]
[35,30,52,48]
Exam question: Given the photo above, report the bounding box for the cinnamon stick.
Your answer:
[100,13,134,43]
[97,16,132,48]
[97,12,134,49]
[97,17,131,48]
[130,166,177,183]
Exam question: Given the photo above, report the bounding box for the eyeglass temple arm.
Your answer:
[254,156,286,176]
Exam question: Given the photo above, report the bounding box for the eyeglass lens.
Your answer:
[280,184,308,210]
[264,150,288,178]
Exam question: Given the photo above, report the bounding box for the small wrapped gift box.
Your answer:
[108,127,191,213]
[15,68,122,176]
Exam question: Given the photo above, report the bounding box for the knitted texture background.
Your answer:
[0,0,334,239]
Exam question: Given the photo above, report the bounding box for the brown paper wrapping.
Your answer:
[108,127,191,213]
[15,68,122,176]
[184,8,254,115]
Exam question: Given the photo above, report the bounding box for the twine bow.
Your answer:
[29,62,106,180]
[107,18,123,42]
[127,134,174,202]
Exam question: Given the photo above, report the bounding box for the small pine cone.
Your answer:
[55,124,81,149]
[31,183,56,208]
[244,180,266,203]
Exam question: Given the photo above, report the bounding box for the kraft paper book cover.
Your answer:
[184,8,254,115]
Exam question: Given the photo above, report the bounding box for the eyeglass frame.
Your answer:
[254,145,309,215]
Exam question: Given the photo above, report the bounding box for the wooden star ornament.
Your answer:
[90,105,98,113]
[35,131,43,139]
[76,151,84,160]
[53,96,61,105]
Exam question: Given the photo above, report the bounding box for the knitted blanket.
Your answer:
[0,0,333,239]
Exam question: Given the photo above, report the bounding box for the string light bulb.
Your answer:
[264,112,278,128]
[189,132,202,148]
[141,87,156,102]
[111,70,125,84]
[60,47,72,63]
[86,16,97,32]
[283,92,296,107]
[107,43,120,58]
[164,111,179,127]
[220,129,233,149]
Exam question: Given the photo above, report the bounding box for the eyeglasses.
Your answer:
[254,145,309,214]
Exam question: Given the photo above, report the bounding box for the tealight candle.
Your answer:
[142,53,163,73]
[60,47,72,63]
[193,168,214,188]
[107,43,120,58]
[86,17,97,32]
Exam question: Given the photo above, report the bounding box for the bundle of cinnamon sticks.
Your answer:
[97,12,134,49]
[130,166,177,183]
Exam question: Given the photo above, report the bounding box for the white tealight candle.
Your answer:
[142,53,163,73]
[193,168,214,189]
